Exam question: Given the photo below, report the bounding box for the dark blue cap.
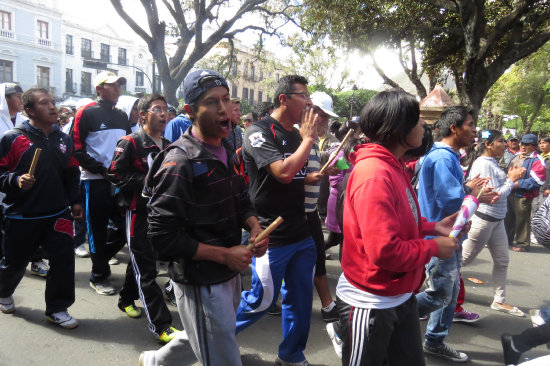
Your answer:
[521,133,538,145]
[183,69,229,105]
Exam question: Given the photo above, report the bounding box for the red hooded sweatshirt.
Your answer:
[342,144,439,296]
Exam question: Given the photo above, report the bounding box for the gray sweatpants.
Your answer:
[462,216,509,303]
[142,275,243,366]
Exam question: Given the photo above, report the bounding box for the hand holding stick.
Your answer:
[319,129,354,174]
[245,216,284,251]
[28,148,42,177]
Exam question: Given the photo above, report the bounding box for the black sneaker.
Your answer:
[501,333,522,365]
[164,281,177,307]
[321,306,338,323]
[423,343,468,363]
[268,302,282,316]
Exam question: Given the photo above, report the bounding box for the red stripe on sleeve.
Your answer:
[72,102,97,150]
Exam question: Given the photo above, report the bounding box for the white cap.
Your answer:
[93,71,126,88]
[310,91,339,118]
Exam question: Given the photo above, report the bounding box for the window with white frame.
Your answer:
[37,66,50,87]
[37,20,48,39]
[0,60,13,82]
[0,11,11,30]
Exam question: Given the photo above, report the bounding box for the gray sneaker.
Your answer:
[423,343,468,363]
[90,279,116,296]
[0,296,15,314]
[74,243,89,258]
[274,356,311,366]
[47,311,78,329]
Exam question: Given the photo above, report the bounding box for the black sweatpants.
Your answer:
[513,322,550,353]
[82,179,126,283]
[335,294,425,366]
[118,210,172,336]
[0,210,75,315]
[305,210,327,277]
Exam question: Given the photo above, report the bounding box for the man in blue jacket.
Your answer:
[416,106,497,363]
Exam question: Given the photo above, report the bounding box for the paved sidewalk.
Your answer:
[1,244,549,366]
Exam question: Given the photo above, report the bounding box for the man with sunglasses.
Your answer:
[505,133,546,252]
[236,75,319,366]
[71,71,131,296]
[139,69,267,366]
[108,93,180,343]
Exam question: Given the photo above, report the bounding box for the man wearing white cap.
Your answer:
[70,71,131,295]
[306,92,340,324]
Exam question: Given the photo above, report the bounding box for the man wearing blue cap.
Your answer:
[138,69,268,366]
[505,133,546,252]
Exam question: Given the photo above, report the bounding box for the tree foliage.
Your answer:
[110,0,297,105]
[300,0,550,118]
[483,43,550,134]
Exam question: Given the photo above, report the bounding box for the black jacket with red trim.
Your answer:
[71,99,131,180]
[108,128,170,212]
[144,128,256,285]
[0,121,81,217]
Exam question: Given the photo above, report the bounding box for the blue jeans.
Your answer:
[416,247,462,347]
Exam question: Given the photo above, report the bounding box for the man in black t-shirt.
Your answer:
[236,75,319,366]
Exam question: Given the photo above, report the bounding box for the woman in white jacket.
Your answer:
[462,130,526,317]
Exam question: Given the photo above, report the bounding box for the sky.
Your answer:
[53,0,405,91]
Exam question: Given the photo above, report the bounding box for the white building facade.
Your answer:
[0,0,157,102]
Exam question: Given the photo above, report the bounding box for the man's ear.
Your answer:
[24,107,34,119]
[139,110,148,123]
[278,93,288,107]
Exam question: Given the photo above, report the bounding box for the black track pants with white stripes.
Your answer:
[335,294,425,366]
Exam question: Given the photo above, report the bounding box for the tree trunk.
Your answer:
[162,79,181,106]
[524,93,545,134]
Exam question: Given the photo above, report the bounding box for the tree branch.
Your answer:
[109,0,153,44]
[369,53,403,90]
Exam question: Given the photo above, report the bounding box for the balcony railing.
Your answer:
[37,38,52,47]
[0,29,14,39]
[135,87,147,93]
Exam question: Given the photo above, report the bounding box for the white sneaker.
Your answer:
[0,296,15,314]
[74,243,89,258]
[47,311,78,329]
[30,260,49,277]
[108,256,120,265]
[326,322,343,359]
[530,309,546,327]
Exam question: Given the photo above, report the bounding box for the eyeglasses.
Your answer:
[285,92,311,99]
[148,107,169,114]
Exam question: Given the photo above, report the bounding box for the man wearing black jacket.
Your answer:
[108,93,179,344]
[71,71,131,295]
[138,69,268,366]
[0,88,82,328]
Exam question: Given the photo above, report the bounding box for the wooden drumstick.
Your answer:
[245,216,284,250]
[319,129,354,174]
[28,148,42,176]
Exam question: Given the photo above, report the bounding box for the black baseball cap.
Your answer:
[183,69,229,105]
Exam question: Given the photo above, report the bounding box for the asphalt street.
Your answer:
[1,241,550,366]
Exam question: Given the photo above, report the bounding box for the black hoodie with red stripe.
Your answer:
[108,128,170,212]
[0,121,81,217]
